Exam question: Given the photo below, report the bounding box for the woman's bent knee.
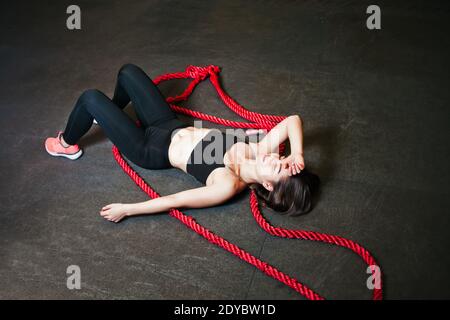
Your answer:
[118,63,145,79]
[80,89,105,104]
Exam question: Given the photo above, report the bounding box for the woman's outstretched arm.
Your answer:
[100,177,243,222]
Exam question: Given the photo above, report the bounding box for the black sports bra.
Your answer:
[186,129,250,184]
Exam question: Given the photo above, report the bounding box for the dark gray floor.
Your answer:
[1,0,449,299]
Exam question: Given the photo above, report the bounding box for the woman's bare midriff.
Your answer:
[168,126,257,175]
[168,126,211,172]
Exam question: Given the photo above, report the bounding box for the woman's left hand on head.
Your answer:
[100,203,128,223]
[282,153,305,176]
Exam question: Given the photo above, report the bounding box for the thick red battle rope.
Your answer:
[111,65,383,300]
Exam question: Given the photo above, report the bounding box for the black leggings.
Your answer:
[62,64,189,169]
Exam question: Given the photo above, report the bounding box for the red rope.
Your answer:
[111,65,383,300]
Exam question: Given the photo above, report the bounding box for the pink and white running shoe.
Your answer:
[44,131,83,160]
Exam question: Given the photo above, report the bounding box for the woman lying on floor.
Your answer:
[45,63,320,222]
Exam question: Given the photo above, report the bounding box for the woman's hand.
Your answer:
[281,152,305,176]
[100,203,129,223]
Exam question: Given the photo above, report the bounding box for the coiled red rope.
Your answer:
[111,65,383,300]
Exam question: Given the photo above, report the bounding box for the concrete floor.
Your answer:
[1,0,449,299]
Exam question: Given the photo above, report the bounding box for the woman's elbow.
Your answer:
[166,194,183,209]
[289,114,303,126]
[290,114,302,122]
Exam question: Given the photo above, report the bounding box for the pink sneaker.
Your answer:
[45,131,83,160]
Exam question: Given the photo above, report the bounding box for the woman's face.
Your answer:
[256,153,291,187]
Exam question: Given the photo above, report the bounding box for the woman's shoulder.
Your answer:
[206,167,247,191]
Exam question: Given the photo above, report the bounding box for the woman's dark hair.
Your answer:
[251,168,320,216]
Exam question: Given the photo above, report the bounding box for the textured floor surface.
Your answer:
[0,0,449,299]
